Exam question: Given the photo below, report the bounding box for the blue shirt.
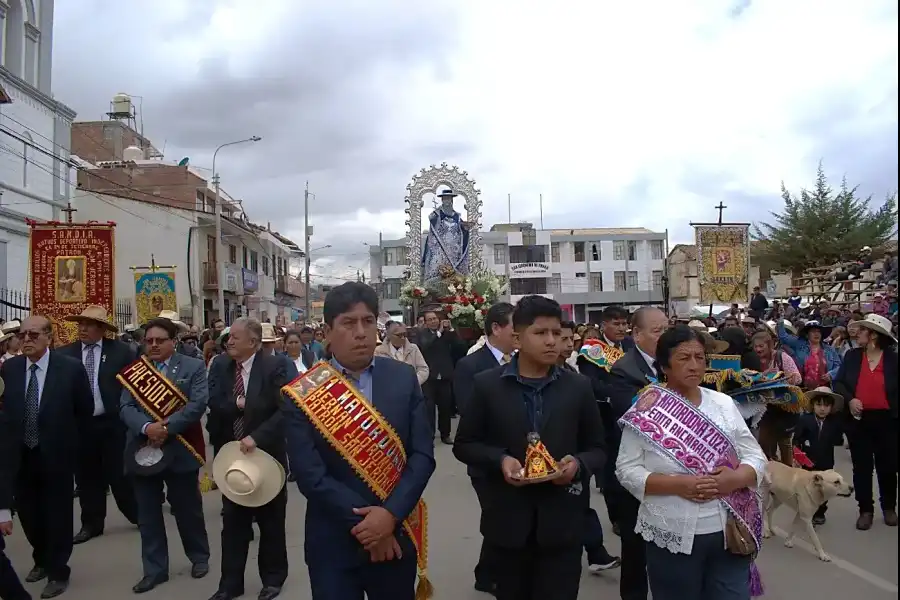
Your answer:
[330,356,374,401]
[500,354,560,432]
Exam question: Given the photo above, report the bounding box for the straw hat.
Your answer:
[212,442,286,507]
[798,320,822,338]
[687,320,708,331]
[64,305,118,333]
[806,386,844,413]
[0,375,5,396]
[700,332,729,354]
[783,321,798,335]
[157,310,189,332]
[850,313,897,343]
[260,323,279,343]
[1,319,21,334]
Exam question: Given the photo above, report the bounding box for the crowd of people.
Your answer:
[0,278,896,600]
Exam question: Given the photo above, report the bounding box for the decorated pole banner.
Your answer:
[694,224,751,304]
[28,220,116,345]
[131,255,177,326]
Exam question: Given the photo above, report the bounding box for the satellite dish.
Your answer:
[178,157,189,166]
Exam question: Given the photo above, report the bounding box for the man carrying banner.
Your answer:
[282,282,436,600]
[118,317,211,594]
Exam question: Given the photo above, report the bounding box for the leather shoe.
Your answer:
[208,591,238,600]
[856,512,874,530]
[258,587,282,600]
[73,528,102,544]
[25,566,47,583]
[132,574,169,594]
[191,562,210,579]
[474,580,497,595]
[884,510,898,527]
[40,580,68,599]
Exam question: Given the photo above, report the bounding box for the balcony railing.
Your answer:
[275,274,304,297]
[202,262,218,289]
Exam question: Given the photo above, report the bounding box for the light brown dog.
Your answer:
[761,460,854,562]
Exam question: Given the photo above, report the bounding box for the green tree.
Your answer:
[753,163,897,272]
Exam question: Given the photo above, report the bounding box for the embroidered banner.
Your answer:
[578,339,624,372]
[694,224,750,304]
[28,222,115,344]
[134,271,176,326]
[283,362,433,599]
[116,356,206,465]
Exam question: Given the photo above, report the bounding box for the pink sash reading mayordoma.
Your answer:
[619,384,765,597]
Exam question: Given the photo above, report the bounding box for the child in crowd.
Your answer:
[793,387,845,525]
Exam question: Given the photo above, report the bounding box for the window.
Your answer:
[242,247,249,268]
[549,274,561,293]
[590,272,603,292]
[207,235,217,262]
[613,241,625,261]
[627,241,638,261]
[397,246,410,266]
[614,271,626,291]
[652,270,664,290]
[228,244,237,264]
[196,191,206,211]
[384,281,401,299]
[574,242,585,262]
[522,228,537,246]
[22,133,33,187]
[383,248,395,266]
[493,244,508,264]
[250,251,259,272]
[509,246,547,263]
[591,243,600,261]
[650,240,665,260]
[262,256,270,276]
[627,271,639,290]
[551,242,560,263]
[510,278,548,295]
[575,272,586,278]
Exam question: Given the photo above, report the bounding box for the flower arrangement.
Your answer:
[399,280,429,306]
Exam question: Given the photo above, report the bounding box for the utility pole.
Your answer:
[214,173,226,324]
[304,182,311,322]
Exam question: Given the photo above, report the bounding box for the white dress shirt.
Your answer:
[238,354,255,394]
[636,346,657,377]
[83,339,105,416]
[24,349,50,407]
[293,356,308,374]
[615,386,767,555]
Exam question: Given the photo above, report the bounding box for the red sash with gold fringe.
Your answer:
[283,361,432,599]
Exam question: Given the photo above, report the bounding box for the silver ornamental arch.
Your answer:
[404,163,484,284]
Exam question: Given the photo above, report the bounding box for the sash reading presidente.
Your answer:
[116,356,207,465]
[578,338,624,372]
[283,362,433,600]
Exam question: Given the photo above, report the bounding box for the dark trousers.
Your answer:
[618,492,648,600]
[486,540,582,600]
[14,447,73,582]
[846,411,898,514]
[76,415,137,530]
[0,536,31,600]
[218,488,288,594]
[583,507,607,563]
[470,478,495,586]
[423,380,453,438]
[645,532,751,600]
[603,457,623,528]
[307,544,417,600]
[133,469,210,578]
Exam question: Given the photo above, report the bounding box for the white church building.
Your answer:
[0,0,76,292]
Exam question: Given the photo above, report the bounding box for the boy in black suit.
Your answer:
[793,387,845,525]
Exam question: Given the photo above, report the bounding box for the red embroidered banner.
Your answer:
[29,222,115,345]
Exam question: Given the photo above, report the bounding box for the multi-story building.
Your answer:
[0,0,76,290]
[369,224,668,322]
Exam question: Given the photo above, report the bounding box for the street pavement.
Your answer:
[4,439,897,599]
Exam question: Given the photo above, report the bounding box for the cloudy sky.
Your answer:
[53,0,898,281]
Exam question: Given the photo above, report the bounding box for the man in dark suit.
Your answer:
[285,282,435,599]
[607,307,668,600]
[0,316,94,598]
[0,385,32,600]
[57,306,138,544]
[417,311,462,444]
[207,318,294,600]
[120,317,211,594]
[452,302,514,595]
[453,296,606,600]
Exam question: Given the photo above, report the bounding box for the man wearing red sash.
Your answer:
[283,282,435,600]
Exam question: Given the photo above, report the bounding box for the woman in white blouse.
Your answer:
[616,325,768,600]
[283,329,313,374]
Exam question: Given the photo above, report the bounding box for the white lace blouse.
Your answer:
[615,386,768,555]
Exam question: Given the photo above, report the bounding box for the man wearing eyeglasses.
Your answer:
[0,316,94,598]
[373,322,429,386]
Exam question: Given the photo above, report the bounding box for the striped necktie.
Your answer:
[233,365,246,439]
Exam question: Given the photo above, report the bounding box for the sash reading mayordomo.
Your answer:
[282,282,436,600]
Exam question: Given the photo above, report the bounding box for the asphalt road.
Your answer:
[4,442,897,599]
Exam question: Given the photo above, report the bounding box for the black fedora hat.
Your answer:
[436,188,457,199]
[125,436,174,476]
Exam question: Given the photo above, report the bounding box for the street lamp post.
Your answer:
[213,136,261,324]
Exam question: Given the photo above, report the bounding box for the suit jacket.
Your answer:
[374,340,430,386]
[208,351,295,464]
[0,409,20,512]
[453,345,503,417]
[793,413,842,471]
[119,352,209,473]
[57,338,137,416]
[606,347,656,453]
[284,356,435,566]
[452,362,606,549]
[417,328,462,380]
[0,352,94,474]
[833,347,898,419]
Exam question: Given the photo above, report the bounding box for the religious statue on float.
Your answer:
[421,188,471,285]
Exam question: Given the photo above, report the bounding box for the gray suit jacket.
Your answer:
[119,352,209,473]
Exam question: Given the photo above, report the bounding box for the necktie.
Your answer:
[155,361,168,377]
[24,364,40,448]
[233,365,246,439]
[85,344,98,410]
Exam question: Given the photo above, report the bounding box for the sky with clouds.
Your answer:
[53,0,898,281]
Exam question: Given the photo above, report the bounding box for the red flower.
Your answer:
[480,308,487,315]
[460,296,470,305]
[443,304,453,313]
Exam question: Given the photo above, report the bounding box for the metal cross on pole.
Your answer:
[61,202,77,224]
[715,201,727,226]
[129,254,176,272]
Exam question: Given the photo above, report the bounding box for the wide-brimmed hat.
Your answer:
[0,375,5,396]
[741,316,757,325]
[850,313,897,343]
[798,320,823,338]
[798,300,811,309]
[64,305,118,332]
[700,332,729,354]
[806,386,844,413]
[260,323,279,343]
[157,310,189,332]
[124,436,174,476]
[688,320,708,331]
[1,319,21,334]
[212,442,286,507]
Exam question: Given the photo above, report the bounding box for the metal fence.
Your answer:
[0,288,133,331]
